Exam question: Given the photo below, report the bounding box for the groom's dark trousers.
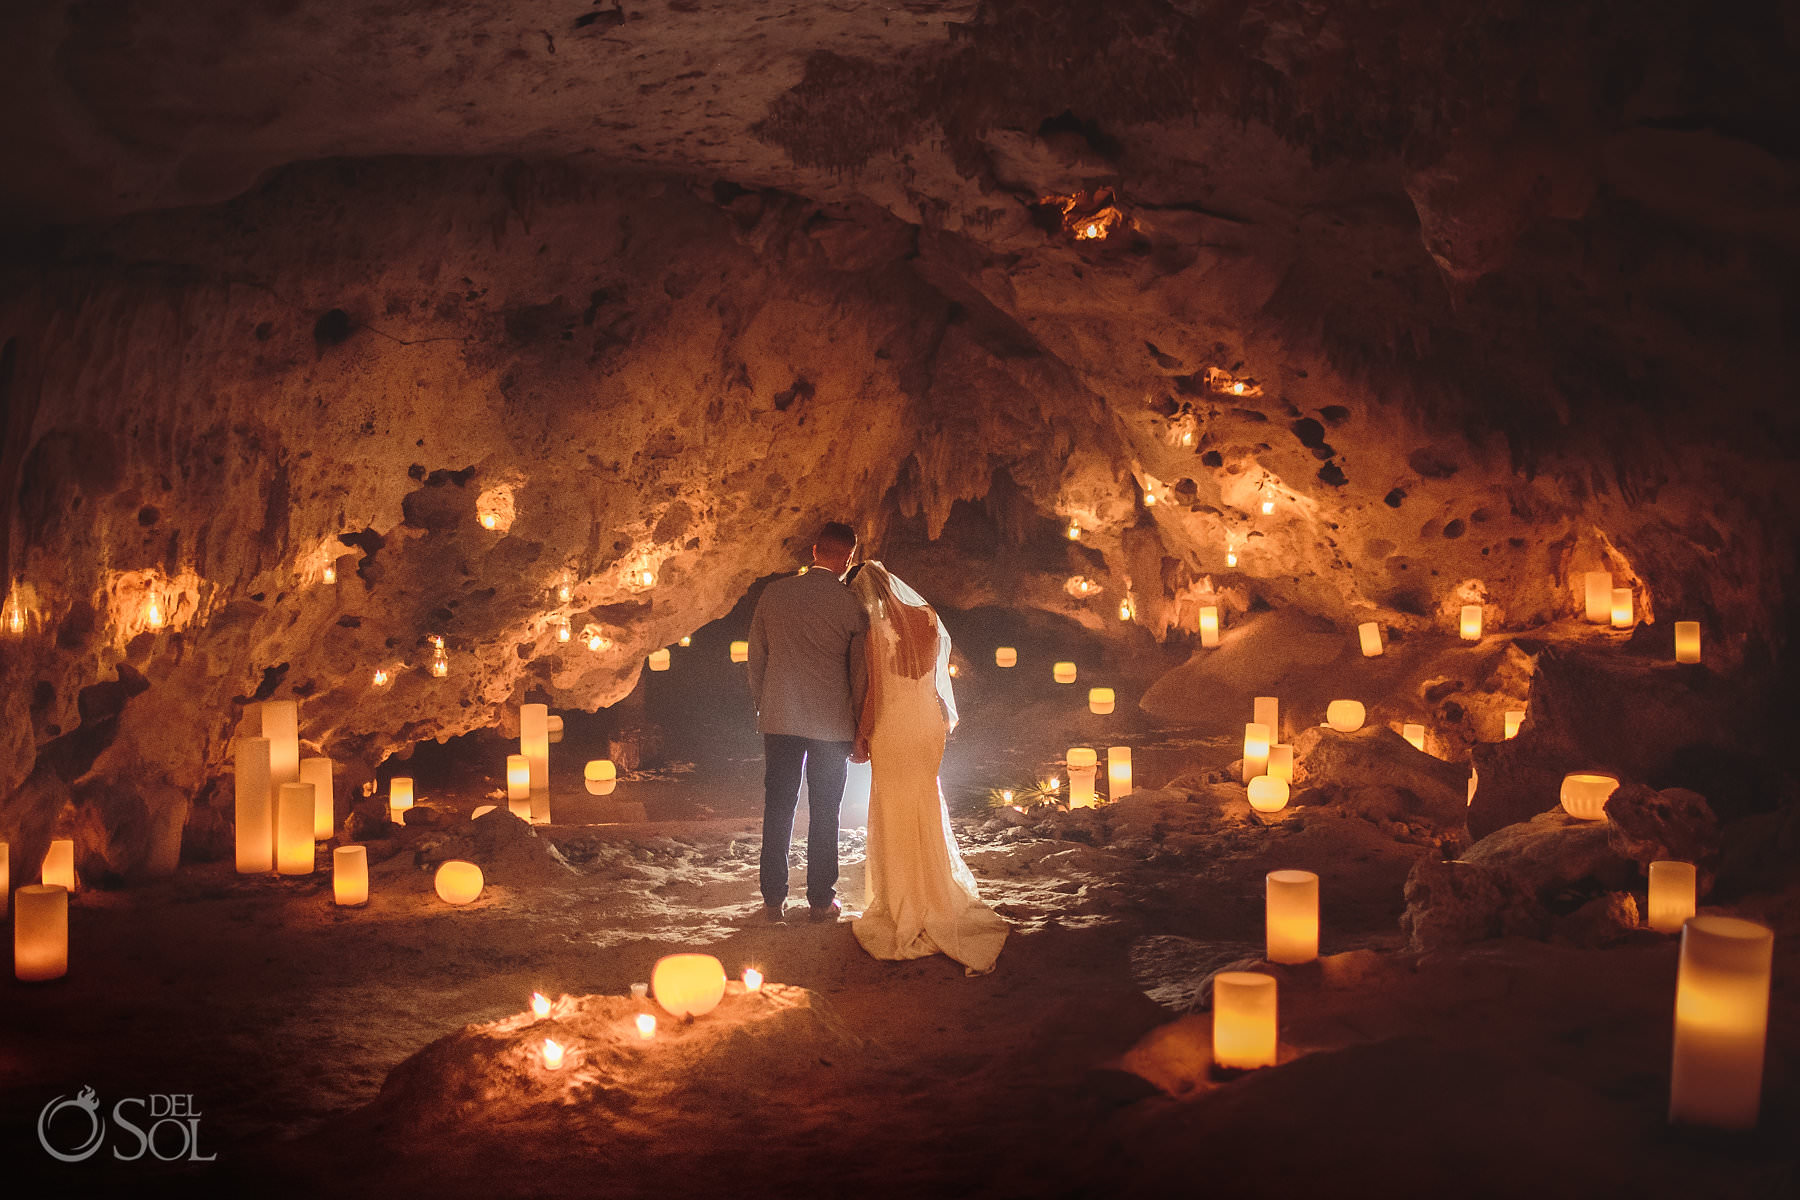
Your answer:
[760,733,851,910]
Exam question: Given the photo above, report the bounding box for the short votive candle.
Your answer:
[730,640,749,663]
[1213,972,1278,1070]
[1053,661,1077,684]
[1088,687,1115,715]
[1648,860,1697,934]
[1358,622,1383,657]
[333,845,368,906]
[995,647,1017,667]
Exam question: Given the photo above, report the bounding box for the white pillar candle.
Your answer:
[300,756,335,841]
[1107,747,1132,799]
[1584,571,1613,623]
[1213,971,1278,1070]
[1246,776,1289,813]
[506,753,531,820]
[1504,710,1525,739]
[647,648,671,671]
[1611,588,1633,628]
[995,647,1017,667]
[1325,700,1365,733]
[1459,605,1482,641]
[1669,916,1774,1129]
[0,842,8,918]
[1053,661,1077,684]
[1648,860,1697,934]
[1358,622,1383,657]
[14,884,68,982]
[235,736,274,873]
[1088,687,1115,715]
[730,640,749,663]
[333,845,368,906]
[1253,696,1279,743]
[1266,870,1319,964]
[389,776,414,814]
[1242,722,1270,783]
[276,783,316,875]
[1069,769,1097,809]
[1674,622,1701,664]
[1199,605,1220,648]
[262,699,300,788]
[1403,723,1426,752]
[41,839,75,892]
[1268,744,1294,784]
[521,703,550,823]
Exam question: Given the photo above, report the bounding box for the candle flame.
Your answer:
[557,622,571,643]
[742,968,763,992]
[480,513,498,530]
[948,663,959,677]
[636,1013,656,1039]
[1232,382,1246,395]
[1066,522,1080,541]
[586,633,605,652]
[1261,500,1274,514]
[1045,777,1060,792]
[678,635,691,647]
[1143,492,1156,506]
[1226,551,1238,568]
[557,585,571,602]
[639,570,655,587]
[372,668,390,687]
[144,596,165,629]
[531,992,551,1019]
[542,1037,565,1069]
[322,564,337,584]
[1118,600,1133,621]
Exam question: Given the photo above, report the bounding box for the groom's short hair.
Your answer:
[816,522,857,554]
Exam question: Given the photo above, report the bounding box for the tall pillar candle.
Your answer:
[1611,588,1633,628]
[1584,571,1613,623]
[14,884,68,982]
[1199,606,1220,648]
[1212,972,1278,1070]
[1674,622,1701,664]
[1648,860,1698,934]
[0,842,8,918]
[1242,722,1271,784]
[1067,748,1097,809]
[1253,696,1279,744]
[1265,870,1319,964]
[41,839,75,891]
[506,754,531,820]
[333,845,368,906]
[276,783,316,875]
[1669,916,1774,1129]
[521,703,550,819]
[300,756,335,841]
[234,736,274,873]
[262,699,300,788]
[1357,622,1383,657]
[1107,747,1132,799]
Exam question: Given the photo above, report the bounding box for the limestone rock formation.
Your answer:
[1292,724,1469,834]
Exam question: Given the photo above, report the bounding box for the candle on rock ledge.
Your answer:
[1266,870,1319,964]
[1559,773,1618,821]
[531,992,552,1019]
[647,648,671,672]
[1107,747,1132,799]
[1675,622,1702,664]
[636,1013,657,1040]
[1612,588,1634,628]
[1584,571,1613,623]
[1358,622,1383,657]
[389,777,414,824]
[1242,723,1271,783]
[1246,776,1289,814]
[742,967,763,993]
[1212,972,1278,1070]
[1459,605,1482,641]
[542,1039,565,1070]
[1325,701,1365,733]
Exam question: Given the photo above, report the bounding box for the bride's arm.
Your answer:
[852,636,880,762]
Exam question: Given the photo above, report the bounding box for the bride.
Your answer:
[847,561,1008,975]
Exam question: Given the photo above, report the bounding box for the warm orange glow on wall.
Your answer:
[1669,916,1774,1129]
[1560,772,1618,821]
[1403,723,1426,752]
[434,860,484,905]
[1242,722,1271,783]
[1212,972,1278,1069]
[1088,687,1115,715]
[652,953,728,1017]
[333,845,368,906]
[1648,860,1697,934]
[1675,622,1701,664]
[14,885,68,982]
[1266,870,1318,963]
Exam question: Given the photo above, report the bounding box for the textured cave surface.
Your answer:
[0,3,1798,1195]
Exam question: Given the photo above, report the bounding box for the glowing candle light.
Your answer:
[531,992,552,1019]
[647,649,671,671]
[144,594,165,629]
[1268,744,1294,784]
[1669,916,1774,1129]
[542,1038,565,1070]
[1117,599,1133,621]
[1107,746,1132,799]
[372,668,390,687]
[0,843,8,918]
[586,632,605,652]
[730,640,749,663]
[546,715,563,744]
[585,759,618,797]
[558,585,572,603]
[995,647,1017,667]
[480,513,498,530]
[1675,622,1701,664]
[331,845,368,906]
[555,620,571,643]
[521,703,550,823]
[1403,723,1426,752]
[1325,700,1366,733]
[1067,748,1098,770]
[1247,775,1289,813]
[300,756,335,841]
[1001,789,1014,803]
[262,700,300,789]
[1143,491,1157,506]
[1053,662,1077,684]
[652,953,728,1017]
[276,783,315,875]
[678,635,691,647]
[430,647,449,677]
[41,839,75,892]
[1261,500,1274,515]
[1611,588,1633,628]
[1089,687,1115,715]
[1043,777,1060,795]
[1584,571,1613,623]
[434,860,484,905]
[636,1013,657,1040]
[742,967,763,992]
[1212,971,1278,1070]
[389,776,414,816]
[1559,772,1618,821]
[322,563,336,585]
[1504,710,1524,739]
[1468,768,1478,806]
[1242,722,1271,784]
[1066,522,1081,541]
[1067,747,1098,809]
[1265,870,1319,964]
[1199,605,1220,648]
[506,754,531,819]
[948,663,960,677]
[1357,622,1383,657]
[1459,605,1482,641]
[14,884,68,982]
[1225,550,1238,568]
[1648,860,1698,934]
[1253,697,1279,743]
[639,570,656,587]
[471,805,497,819]
[234,736,274,874]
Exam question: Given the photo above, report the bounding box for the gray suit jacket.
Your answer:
[747,568,868,742]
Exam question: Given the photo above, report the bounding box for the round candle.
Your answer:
[1669,916,1774,1129]
[14,884,68,982]
[1560,772,1618,821]
[434,860,484,905]
[332,845,368,906]
[1266,870,1319,964]
[1648,860,1698,934]
[1213,972,1278,1070]
[1325,700,1365,733]
[1247,775,1289,814]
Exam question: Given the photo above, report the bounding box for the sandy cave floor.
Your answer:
[3,615,1797,1198]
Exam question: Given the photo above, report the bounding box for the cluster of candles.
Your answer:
[527,958,765,1071]
[1240,696,1295,813]
[1062,746,1132,808]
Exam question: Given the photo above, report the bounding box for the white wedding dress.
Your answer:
[849,563,1008,975]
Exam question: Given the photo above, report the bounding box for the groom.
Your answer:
[747,521,868,924]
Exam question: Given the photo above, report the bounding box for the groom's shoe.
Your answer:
[760,902,787,924]
[808,899,841,924]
